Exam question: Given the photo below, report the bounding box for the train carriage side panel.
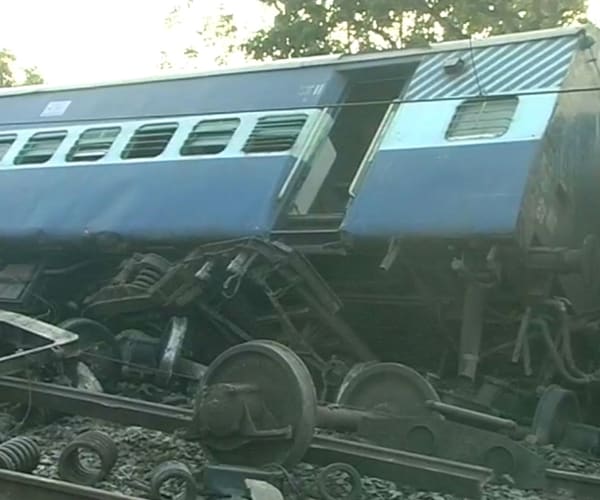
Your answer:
[0,67,345,245]
[341,33,582,240]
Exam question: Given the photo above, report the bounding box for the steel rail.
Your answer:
[0,469,143,500]
[545,468,600,500]
[307,434,492,499]
[0,376,192,432]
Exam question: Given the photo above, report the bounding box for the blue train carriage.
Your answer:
[0,57,346,247]
[0,25,599,393]
[328,24,600,387]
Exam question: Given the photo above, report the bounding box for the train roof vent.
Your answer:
[121,122,178,159]
[243,114,308,153]
[446,96,518,140]
[0,134,17,162]
[181,118,240,156]
[67,127,121,162]
[14,130,67,165]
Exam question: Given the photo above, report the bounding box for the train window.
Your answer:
[180,118,240,156]
[14,130,67,165]
[446,96,518,140]
[121,122,178,159]
[243,114,307,153]
[0,134,17,162]
[67,127,121,162]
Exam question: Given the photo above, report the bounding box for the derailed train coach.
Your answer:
[0,25,599,427]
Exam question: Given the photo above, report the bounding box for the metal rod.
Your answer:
[458,282,486,380]
[425,400,517,431]
[316,405,365,431]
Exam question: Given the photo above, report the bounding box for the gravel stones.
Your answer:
[0,411,597,499]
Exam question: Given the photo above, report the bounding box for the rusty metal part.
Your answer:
[0,468,142,499]
[188,238,376,361]
[58,431,118,486]
[357,415,546,490]
[306,434,492,500]
[83,253,172,318]
[155,317,187,387]
[0,310,79,375]
[532,385,581,445]
[0,436,40,472]
[336,362,439,417]
[149,461,197,500]
[193,340,317,467]
[316,462,362,500]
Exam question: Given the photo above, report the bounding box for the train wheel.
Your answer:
[532,385,581,445]
[335,362,440,417]
[194,340,317,467]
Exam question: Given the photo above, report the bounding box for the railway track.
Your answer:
[0,469,142,500]
[5,374,600,499]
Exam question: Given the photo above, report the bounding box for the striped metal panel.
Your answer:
[405,35,579,100]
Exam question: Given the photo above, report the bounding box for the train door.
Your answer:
[280,63,414,230]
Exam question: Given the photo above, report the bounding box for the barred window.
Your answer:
[67,127,121,162]
[446,97,518,140]
[122,123,178,159]
[244,114,307,153]
[181,119,239,156]
[14,130,67,165]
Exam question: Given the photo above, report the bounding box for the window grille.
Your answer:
[121,123,178,159]
[67,127,121,162]
[181,119,239,156]
[14,130,67,165]
[446,97,518,140]
[243,114,307,153]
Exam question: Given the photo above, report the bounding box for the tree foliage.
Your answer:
[162,0,243,70]
[243,0,588,60]
[0,49,44,88]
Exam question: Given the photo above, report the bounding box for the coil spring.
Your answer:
[131,266,164,290]
[0,436,40,473]
[149,461,197,500]
[58,431,117,486]
[316,462,362,500]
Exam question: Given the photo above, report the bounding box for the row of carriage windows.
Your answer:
[0,96,518,165]
[0,114,309,165]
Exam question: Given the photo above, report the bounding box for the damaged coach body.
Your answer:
[0,25,598,428]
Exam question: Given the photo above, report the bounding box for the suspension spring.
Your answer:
[131,267,164,289]
[58,431,117,486]
[0,436,40,472]
[128,254,171,291]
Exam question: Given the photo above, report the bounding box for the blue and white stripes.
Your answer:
[405,35,580,100]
